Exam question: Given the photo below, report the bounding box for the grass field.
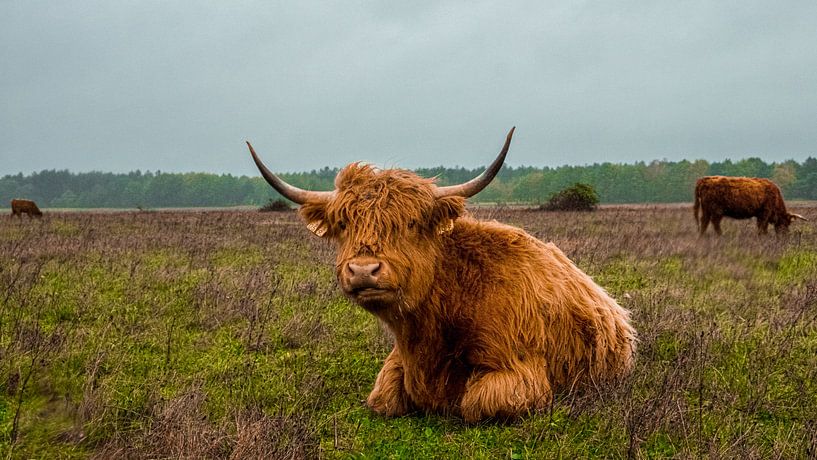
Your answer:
[1,205,816,459]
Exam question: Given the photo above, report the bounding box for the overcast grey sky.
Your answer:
[2,1,816,175]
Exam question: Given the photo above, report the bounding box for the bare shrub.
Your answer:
[92,389,227,459]
[92,388,319,459]
[229,409,317,460]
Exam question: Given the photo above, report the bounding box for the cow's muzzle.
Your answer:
[340,257,395,306]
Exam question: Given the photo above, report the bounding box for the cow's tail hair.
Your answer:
[693,186,701,231]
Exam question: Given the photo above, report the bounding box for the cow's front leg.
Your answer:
[367,347,412,417]
[460,356,551,423]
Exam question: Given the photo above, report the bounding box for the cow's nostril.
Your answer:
[370,262,381,276]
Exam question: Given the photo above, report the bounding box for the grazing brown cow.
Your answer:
[694,176,806,236]
[247,128,636,422]
[10,199,43,218]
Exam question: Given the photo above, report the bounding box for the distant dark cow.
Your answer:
[246,128,636,422]
[694,176,806,236]
[10,199,43,218]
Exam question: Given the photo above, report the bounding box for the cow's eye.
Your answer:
[338,221,347,231]
[407,220,417,230]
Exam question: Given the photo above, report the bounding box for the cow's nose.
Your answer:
[342,257,389,292]
[347,262,382,280]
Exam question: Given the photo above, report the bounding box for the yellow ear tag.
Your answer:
[438,219,454,235]
[307,220,328,237]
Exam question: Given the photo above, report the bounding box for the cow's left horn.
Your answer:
[434,127,515,198]
[791,213,808,221]
[246,141,333,204]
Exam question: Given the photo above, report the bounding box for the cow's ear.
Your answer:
[299,201,330,238]
[433,196,466,234]
[435,195,466,219]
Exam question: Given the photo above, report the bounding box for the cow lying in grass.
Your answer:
[247,128,636,422]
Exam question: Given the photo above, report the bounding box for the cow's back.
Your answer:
[696,176,774,219]
[440,218,635,392]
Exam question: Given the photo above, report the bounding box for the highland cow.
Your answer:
[10,199,43,218]
[694,176,806,236]
[247,128,636,422]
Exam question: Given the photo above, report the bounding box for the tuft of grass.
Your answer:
[777,250,817,283]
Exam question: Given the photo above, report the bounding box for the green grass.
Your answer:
[1,206,816,458]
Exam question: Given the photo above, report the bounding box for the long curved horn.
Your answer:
[434,127,515,198]
[246,141,333,204]
[790,213,808,221]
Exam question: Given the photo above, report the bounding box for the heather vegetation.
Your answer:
[1,206,816,458]
[2,156,817,208]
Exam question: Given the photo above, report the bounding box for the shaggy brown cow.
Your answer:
[247,128,636,422]
[10,199,43,218]
[694,176,806,236]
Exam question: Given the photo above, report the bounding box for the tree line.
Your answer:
[2,157,816,209]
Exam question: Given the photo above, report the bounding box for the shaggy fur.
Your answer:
[694,176,800,236]
[10,199,42,218]
[297,164,636,422]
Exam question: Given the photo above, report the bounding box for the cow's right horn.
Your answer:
[434,127,515,198]
[790,213,808,221]
[246,142,333,204]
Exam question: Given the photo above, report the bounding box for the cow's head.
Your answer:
[248,128,514,313]
[775,212,808,234]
